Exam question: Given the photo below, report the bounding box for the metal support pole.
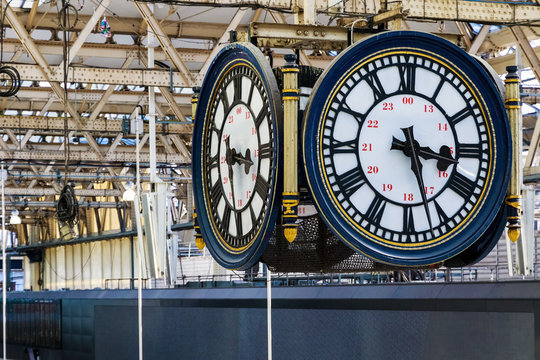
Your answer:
[147,4,157,182]
[1,162,5,360]
[504,66,522,243]
[135,99,144,360]
[267,267,272,360]
[281,55,299,243]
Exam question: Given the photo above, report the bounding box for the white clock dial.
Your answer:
[205,65,274,246]
[320,52,490,245]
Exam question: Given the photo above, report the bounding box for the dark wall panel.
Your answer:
[4,282,540,360]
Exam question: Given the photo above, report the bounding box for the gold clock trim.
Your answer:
[315,48,495,250]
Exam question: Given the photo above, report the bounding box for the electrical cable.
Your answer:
[0,1,20,97]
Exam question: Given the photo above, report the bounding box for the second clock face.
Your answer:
[303,31,511,265]
[192,42,282,270]
[206,64,274,246]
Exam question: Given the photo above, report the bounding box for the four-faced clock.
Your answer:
[303,31,511,266]
[192,43,282,270]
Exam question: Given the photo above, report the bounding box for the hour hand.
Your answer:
[418,145,458,172]
[232,148,254,174]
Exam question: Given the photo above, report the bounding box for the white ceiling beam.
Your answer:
[60,0,112,68]
[468,25,490,55]
[511,26,540,81]
[402,0,540,23]
[12,63,191,87]
[25,0,39,31]
[455,22,472,50]
[196,9,247,84]
[15,87,191,107]
[0,115,190,134]
[4,187,122,197]
[525,115,540,168]
[0,39,211,63]
[0,149,185,163]
[135,2,195,86]
[2,0,81,125]
[87,57,134,123]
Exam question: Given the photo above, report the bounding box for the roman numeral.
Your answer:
[247,81,255,106]
[403,206,415,234]
[210,181,223,205]
[337,167,366,197]
[364,72,386,101]
[255,107,269,128]
[254,177,270,198]
[219,91,229,110]
[222,206,231,231]
[449,107,472,126]
[259,142,272,159]
[457,142,484,159]
[233,76,242,102]
[365,196,387,224]
[209,122,219,134]
[323,138,357,155]
[448,172,477,199]
[339,102,366,124]
[208,154,219,169]
[250,204,257,225]
[235,212,243,237]
[397,61,416,92]
[434,200,450,224]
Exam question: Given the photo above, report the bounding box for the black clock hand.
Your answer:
[418,145,457,171]
[392,137,457,172]
[224,136,237,210]
[401,127,434,235]
[231,148,254,174]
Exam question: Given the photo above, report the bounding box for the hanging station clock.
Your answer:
[192,43,282,270]
[302,31,512,266]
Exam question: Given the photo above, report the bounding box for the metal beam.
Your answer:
[135,2,195,86]
[0,39,211,63]
[4,187,122,197]
[0,149,186,163]
[0,115,191,134]
[468,25,490,55]
[13,63,191,87]
[60,0,112,68]
[525,115,540,168]
[87,57,134,123]
[5,171,190,182]
[402,0,540,24]
[196,9,247,84]
[14,87,191,109]
[2,0,80,124]
[511,26,540,82]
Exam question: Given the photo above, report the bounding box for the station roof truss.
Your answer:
[0,0,538,243]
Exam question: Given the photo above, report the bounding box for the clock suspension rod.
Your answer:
[281,54,300,243]
[504,65,522,243]
[191,87,205,250]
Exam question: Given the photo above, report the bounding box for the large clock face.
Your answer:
[207,65,273,245]
[303,31,511,266]
[192,43,282,270]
